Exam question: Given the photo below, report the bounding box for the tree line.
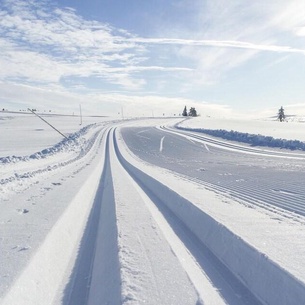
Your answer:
[181,105,286,121]
[182,106,197,117]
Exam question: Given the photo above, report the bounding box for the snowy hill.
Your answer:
[1,112,305,305]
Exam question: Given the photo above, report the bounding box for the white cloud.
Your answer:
[1,0,305,116]
[132,37,305,54]
[145,0,305,86]
[0,2,137,58]
[132,36,305,87]
[1,0,202,103]
[268,1,305,36]
[0,81,232,117]
[0,0,190,91]
[2,0,303,91]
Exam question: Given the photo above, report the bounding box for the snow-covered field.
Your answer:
[1,111,305,305]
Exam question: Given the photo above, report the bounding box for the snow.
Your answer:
[110,137,201,304]
[180,116,305,142]
[117,126,305,304]
[1,111,305,304]
[178,116,305,151]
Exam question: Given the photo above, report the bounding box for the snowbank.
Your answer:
[177,117,305,151]
[0,127,108,305]
[0,112,115,156]
[177,126,305,151]
[0,124,95,164]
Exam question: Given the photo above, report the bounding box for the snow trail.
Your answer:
[0,130,108,305]
[110,130,213,304]
[64,130,121,305]
[159,136,165,152]
[2,116,305,305]
[118,125,305,305]
[161,125,305,159]
[113,129,263,305]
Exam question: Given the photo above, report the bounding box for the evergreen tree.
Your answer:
[278,106,285,122]
[182,106,188,116]
[188,107,197,117]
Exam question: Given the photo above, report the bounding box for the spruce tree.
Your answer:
[189,107,197,117]
[278,106,285,122]
[182,106,188,116]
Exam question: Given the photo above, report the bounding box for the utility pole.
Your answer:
[28,108,68,139]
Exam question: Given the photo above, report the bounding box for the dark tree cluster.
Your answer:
[182,106,198,117]
[277,106,285,122]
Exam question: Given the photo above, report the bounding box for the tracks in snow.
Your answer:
[64,128,221,305]
[159,126,305,217]
[0,123,106,200]
[161,126,305,159]
[63,127,305,305]
[61,127,263,305]
[3,125,305,304]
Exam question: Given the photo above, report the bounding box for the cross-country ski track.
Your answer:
[1,118,305,305]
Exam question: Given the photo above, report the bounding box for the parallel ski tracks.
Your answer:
[110,128,263,305]
[160,126,305,218]
[162,126,305,159]
[196,174,305,216]
[184,175,305,221]
[4,122,304,304]
[65,127,264,304]
[0,124,108,198]
[111,127,305,304]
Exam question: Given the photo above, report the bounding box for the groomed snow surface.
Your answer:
[1,112,305,304]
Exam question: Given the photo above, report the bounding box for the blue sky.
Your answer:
[1,0,305,117]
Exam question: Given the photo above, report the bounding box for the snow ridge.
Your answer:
[177,126,305,151]
[0,123,104,200]
[0,124,96,164]
[117,127,305,305]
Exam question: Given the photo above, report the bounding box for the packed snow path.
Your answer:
[123,125,305,217]
[1,117,305,304]
[55,128,262,305]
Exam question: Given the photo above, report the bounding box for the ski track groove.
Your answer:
[3,121,305,304]
[0,125,113,305]
[184,176,305,223]
[203,176,305,215]
[65,127,265,304]
[63,129,121,305]
[160,126,305,218]
[0,124,108,198]
[111,128,263,305]
[164,126,305,159]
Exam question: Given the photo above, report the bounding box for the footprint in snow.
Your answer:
[12,245,30,251]
[17,208,29,214]
[52,182,61,186]
[18,246,30,252]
